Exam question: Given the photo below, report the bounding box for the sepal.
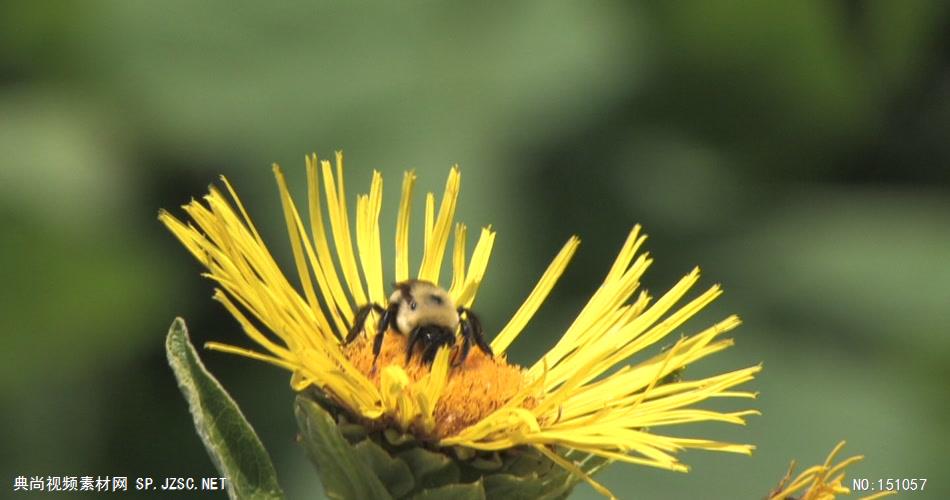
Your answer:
[295,393,608,499]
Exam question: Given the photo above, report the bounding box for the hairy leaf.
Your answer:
[165,318,283,499]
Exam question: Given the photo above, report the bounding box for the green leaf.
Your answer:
[478,447,609,500]
[468,452,503,472]
[397,447,461,490]
[384,427,417,446]
[410,480,485,500]
[338,422,369,444]
[294,396,393,500]
[165,318,283,500]
[482,474,545,499]
[352,440,415,498]
[499,448,551,476]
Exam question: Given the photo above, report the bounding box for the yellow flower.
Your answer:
[768,441,895,500]
[160,152,761,498]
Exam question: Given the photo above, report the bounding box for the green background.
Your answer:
[2,2,948,498]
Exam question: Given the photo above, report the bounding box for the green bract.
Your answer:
[295,394,609,499]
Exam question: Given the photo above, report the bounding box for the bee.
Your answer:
[344,280,493,367]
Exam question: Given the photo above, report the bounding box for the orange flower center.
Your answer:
[344,331,536,438]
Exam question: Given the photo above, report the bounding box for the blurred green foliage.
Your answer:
[1,1,948,498]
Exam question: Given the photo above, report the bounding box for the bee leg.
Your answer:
[375,303,396,338]
[405,327,423,364]
[370,329,387,370]
[455,330,472,367]
[427,328,458,365]
[421,340,443,365]
[345,304,377,344]
[370,303,397,368]
[459,307,493,358]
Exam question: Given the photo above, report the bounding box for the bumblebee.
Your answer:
[345,280,493,367]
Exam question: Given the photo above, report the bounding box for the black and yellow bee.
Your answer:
[345,280,493,367]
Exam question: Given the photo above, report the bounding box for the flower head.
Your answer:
[161,152,761,497]
[768,441,895,500]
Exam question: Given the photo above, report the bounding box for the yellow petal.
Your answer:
[448,223,468,298]
[491,236,579,354]
[355,171,386,305]
[394,170,417,282]
[320,153,368,306]
[454,226,495,307]
[419,167,461,283]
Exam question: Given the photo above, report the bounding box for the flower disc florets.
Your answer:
[344,333,538,439]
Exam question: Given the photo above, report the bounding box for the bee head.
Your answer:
[391,280,459,334]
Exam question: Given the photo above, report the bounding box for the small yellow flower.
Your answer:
[768,441,895,500]
[161,152,761,497]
